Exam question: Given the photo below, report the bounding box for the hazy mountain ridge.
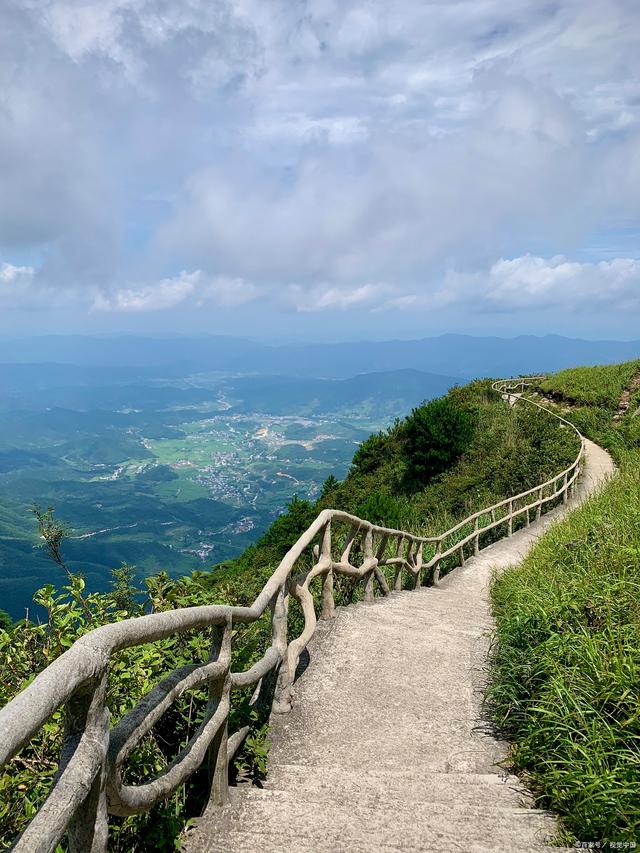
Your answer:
[1,333,640,379]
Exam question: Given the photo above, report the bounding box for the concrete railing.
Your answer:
[0,378,584,852]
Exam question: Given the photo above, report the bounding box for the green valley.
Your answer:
[0,366,455,619]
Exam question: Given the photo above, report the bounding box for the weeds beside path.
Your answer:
[489,451,640,846]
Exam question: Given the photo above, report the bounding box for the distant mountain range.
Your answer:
[1,333,639,380]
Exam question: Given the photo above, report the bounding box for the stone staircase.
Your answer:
[185,439,614,853]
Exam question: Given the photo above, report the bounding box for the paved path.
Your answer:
[187,439,614,853]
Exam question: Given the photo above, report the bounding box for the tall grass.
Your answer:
[539,360,640,408]
[488,453,640,843]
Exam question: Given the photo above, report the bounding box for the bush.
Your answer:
[401,397,476,490]
[0,610,12,632]
[355,492,405,529]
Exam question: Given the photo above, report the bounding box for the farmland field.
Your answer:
[0,366,455,619]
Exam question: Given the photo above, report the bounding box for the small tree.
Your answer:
[0,609,12,632]
[110,563,140,614]
[402,397,475,490]
[319,475,339,500]
[356,492,404,528]
[31,505,72,579]
[351,431,388,474]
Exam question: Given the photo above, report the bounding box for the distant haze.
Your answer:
[1,333,639,380]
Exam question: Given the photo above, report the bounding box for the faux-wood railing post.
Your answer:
[320,521,335,620]
[207,622,232,806]
[363,529,375,603]
[363,570,374,602]
[394,536,404,591]
[433,541,442,585]
[536,486,543,521]
[473,517,480,555]
[414,544,423,589]
[321,569,335,619]
[562,472,568,504]
[64,674,110,853]
[272,586,292,713]
[508,500,513,536]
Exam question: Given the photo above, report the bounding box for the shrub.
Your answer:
[0,610,12,632]
[401,397,476,490]
[355,492,405,529]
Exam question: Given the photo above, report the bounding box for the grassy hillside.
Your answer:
[0,378,579,851]
[490,359,640,845]
[540,358,640,408]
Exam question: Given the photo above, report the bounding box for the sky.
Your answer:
[1,0,639,342]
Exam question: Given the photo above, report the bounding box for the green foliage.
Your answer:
[487,361,640,842]
[0,610,12,632]
[539,359,640,408]
[401,397,476,490]
[31,505,72,577]
[110,563,139,614]
[319,475,339,500]
[530,362,640,464]
[354,492,406,529]
[489,453,640,843]
[351,430,392,475]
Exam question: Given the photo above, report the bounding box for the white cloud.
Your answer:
[436,255,640,312]
[198,275,259,307]
[1,1,640,332]
[93,271,198,312]
[285,283,393,312]
[93,270,259,312]
[0,263,35,287]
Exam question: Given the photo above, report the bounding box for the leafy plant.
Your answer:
[401,396,476,489]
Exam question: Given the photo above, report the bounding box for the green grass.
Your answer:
[493,360,640,841]
[539,360,640,408]
[489,452,640,844]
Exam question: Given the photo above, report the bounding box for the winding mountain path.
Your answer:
[186,439,614,853]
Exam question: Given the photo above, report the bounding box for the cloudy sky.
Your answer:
[1,0,639,341]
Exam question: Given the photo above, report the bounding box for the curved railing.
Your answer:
[0,379,585,852]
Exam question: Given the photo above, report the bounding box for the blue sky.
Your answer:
[1,0,639,341]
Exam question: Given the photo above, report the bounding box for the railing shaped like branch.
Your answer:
[0,379,585,853]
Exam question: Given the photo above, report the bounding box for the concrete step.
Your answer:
[262,765,537,807]
[188,779,561,853]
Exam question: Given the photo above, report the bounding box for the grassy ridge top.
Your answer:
[539,358,640,408]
